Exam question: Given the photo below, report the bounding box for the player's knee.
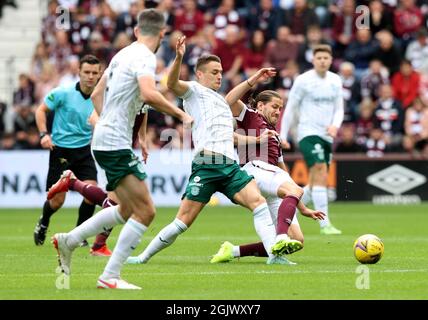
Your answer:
[252,194,266,210]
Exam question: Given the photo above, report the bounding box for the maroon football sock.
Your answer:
[239,242,268,257]
[277,195,300,235]
[92,228,112,250]
[69,180,107,207]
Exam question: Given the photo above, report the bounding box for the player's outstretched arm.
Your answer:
[225,68,276,117]
[90,74,107,116]
[167,35,189,97]
[138,76,192,127]
[138,112,149,163]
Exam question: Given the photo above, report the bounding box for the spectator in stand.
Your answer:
[0,133,16,150]
[275,59,299,98]
[373,84,405,151]
[34,63,58,103]
[89,1,116,43]
[373,30,402,75]
[83,31,114,67]
[30,43,52,82]
[339,62,361,123]
[159,30,184,66]
[114,0,139,40]
[112,32,132,55]
[247,0,284,42]
[368,0,394,35]
[68,11,95,56]
[59,55,80,86]
[174,0,205,42]
[344,28,377,80]
[282,0,319,44]
[403,96,428,156]
[393,0,423,47]
[214,25,246,92]
[41,0,60,46]
[210,0,245,41]
[331,0,358,58]
[14,102,36,148]
[26,126,43,150]
[49,30,73,74]
[264,26,299,72]
[184,26,214,75]
[366,127,387,157]
[243,30,267,79]
[405,28,428,72]
[391,59,420,109]
[307,0,330,28]
[335,124,365,153]
[360,59,390,101]
[297,24,330,73]
[156,0,175,35]
[13,74,36,110]
[355,98,375,147]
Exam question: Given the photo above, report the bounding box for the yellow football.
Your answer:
[353,234,384,264]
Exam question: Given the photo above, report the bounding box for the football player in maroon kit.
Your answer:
[210,68,325,264]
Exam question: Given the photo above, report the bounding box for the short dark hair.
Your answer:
[137,9,165,36]
[79,54,100,67]
[313,44,333,56]
[195,55,221,71]
[249,90,282,110]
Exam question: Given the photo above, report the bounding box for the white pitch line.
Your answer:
[1,269,427,277]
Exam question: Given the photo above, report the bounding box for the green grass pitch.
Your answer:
[0,203,427,300]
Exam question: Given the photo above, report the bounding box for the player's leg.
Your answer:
[299,136,341,235]
[97,174,155,289]
[52,150,140,279]
[127,159,216,265]
[128,199,205,264]
[90,191,118,256]
[241,161,303,254]
[231,180,281,262]
[34,148,68,246]
[211,196,303,264]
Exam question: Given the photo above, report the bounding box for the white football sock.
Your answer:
[101,218,147,280]
[138,218,188,263]
[302,185,312,205]
[293,185,312,217]
[311,186,331,228]
[232,246,240,258]
[66,205,124,249]
[253,203,276,259]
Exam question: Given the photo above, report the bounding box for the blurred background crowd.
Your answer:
[1,0,428,158]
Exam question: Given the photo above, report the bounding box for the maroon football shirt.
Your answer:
[236,107,283,166]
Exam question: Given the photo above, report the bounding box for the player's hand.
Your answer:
[182,113,193,129]
[176,35,186,59]
[281,140,291,149]
[250,68,277,85]
[327,125,339,138]
[257,129,278,144]
[139,139,149,164]
[40,134,54,150]
[300,207,325,220]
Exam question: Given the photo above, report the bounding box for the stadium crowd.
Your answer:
[1,0,428,158]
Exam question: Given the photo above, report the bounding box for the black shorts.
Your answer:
[46,145,97,191]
